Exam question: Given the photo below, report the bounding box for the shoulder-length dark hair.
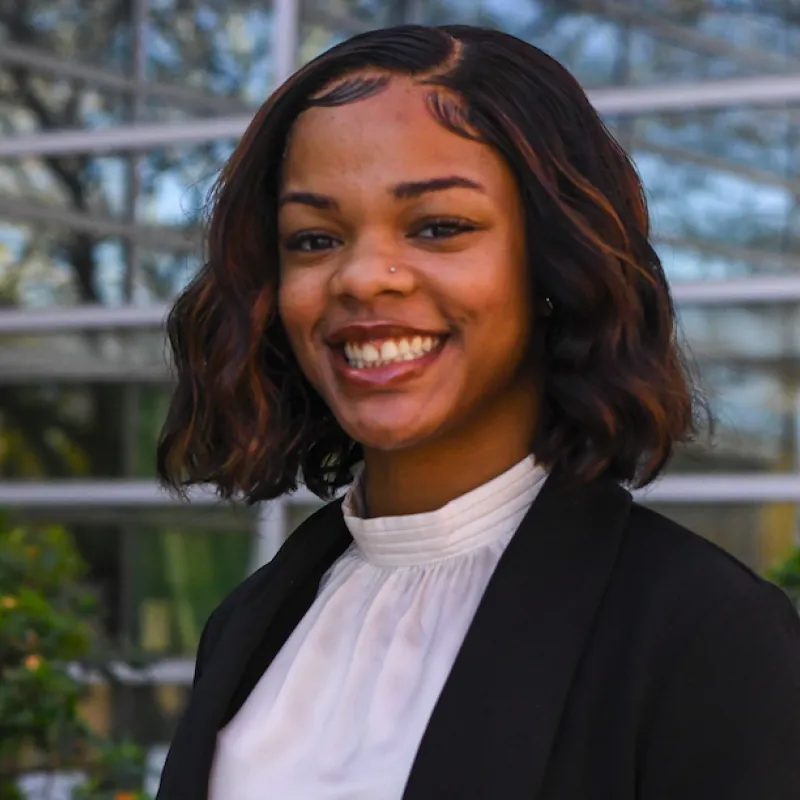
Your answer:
[157,24,704,503]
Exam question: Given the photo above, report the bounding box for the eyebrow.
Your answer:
[278,175,485,210]
[278,191,337,210]
[392,175,485,199]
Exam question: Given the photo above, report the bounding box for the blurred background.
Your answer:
[1,0,800,794]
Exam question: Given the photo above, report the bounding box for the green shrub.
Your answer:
[0,514,149,799]
[767,546,800,610]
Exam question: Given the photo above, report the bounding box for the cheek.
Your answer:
[488,243,531,341]
[458,285,532,393]
[277,276,323,377]
[277,268,319,334]
[456,252,531,350]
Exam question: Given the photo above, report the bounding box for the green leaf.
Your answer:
[0,514,150,796]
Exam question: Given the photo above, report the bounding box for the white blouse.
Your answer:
[209,456,547,800]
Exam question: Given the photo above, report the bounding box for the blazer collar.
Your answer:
[402,470,631,799]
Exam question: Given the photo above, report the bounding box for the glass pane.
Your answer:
[626,106,800,281]
[0,158,129,262]
[0,227,197,307]
[0,378,174,482]
[649,502,798,575]
[3,505,254,756]
[135,386,174,479]
[82,681,191,752]
[0,224,132,308]
[0,155,130,217]
[0,0,133,71]
[138,95,252,124]
[7,508,257,651]
[130,524,253,656]
[0,72,129,134]
[146,0,277,105]
[137,141,236,228]
[134,247,202,303]
[671,303,800,473]
[298,0,799,88]
[0,381,131,479]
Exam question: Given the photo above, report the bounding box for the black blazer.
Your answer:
[157,472,800,799]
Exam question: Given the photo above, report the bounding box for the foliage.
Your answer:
[0,514,150,799]
[767,547,800,611]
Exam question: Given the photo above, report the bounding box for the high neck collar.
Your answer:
[341,456,547,567]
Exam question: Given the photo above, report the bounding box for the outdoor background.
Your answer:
[2,0,800,792]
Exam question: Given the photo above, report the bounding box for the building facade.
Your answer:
[1,0,799,765]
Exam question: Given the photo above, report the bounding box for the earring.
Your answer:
[544,296,553,310]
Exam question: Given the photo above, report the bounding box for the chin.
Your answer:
[332,395,451,454]
[338,412,441,454]
[345,424,426,453]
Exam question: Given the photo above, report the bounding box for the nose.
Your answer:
[329,237,415,304]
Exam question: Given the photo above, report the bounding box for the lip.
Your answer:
[326,321,448,345]
[328,336,448,389]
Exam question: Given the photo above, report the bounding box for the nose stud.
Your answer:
[388,266,397,273]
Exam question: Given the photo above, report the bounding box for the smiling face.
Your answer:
[277,77,536,460]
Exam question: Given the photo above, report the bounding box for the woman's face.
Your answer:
[278,77,535,455]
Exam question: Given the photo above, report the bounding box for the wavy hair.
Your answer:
[157,24,705,503]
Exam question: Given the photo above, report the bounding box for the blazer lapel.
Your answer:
[157,501,351,800]
[403,472,632,799]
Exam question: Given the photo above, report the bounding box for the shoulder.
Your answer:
[623,507,800,794]
[621,501,766,586]
[622,502,782,594]
[193,498,345,677]
[618,502,800,658]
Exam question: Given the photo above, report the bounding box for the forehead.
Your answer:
[282,77,503,187]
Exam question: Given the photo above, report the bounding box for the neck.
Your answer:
[361,382,538,517]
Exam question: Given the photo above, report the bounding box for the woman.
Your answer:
[155,24,800,800]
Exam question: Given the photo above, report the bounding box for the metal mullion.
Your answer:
[273,0,300,84]
[68,658,196,686]
[633,140,800,197]
[6,72,800,157]
[0,473,800,505]
[594,0,800,75]
[0,304,169,332]
[0,353,796,386]
[0,196,199,253]
[124,0,149,303]
[5,274,800,337]
[118,2,149,732]
[243,0,302,572]
[0,41,250,116]
[252,501,288,571]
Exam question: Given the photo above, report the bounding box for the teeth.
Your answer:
[343,335,442,369]
[361,343,380,364]
[380,340,398,360]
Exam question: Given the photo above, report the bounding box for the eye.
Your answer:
[413,218,478,240]
[284,232,340,252]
